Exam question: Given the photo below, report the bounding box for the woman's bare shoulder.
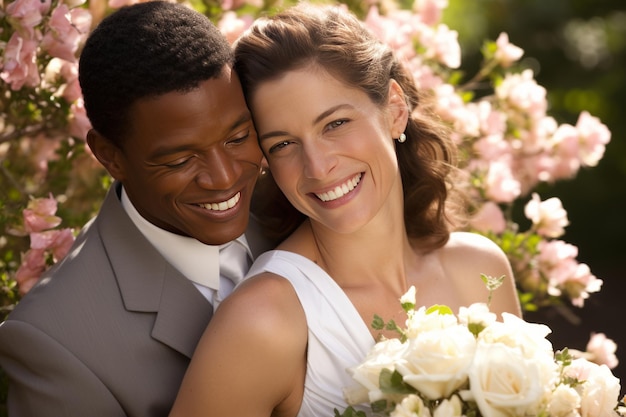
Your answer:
[441,231,508,267]
[218,271,306,335]
[441,231,521,316]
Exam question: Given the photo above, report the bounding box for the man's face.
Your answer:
[114,67,262,245]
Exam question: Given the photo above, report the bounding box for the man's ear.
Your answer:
[86,129,125,181]
[387,79,409,138]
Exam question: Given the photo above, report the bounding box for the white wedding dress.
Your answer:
[246,250,375,417]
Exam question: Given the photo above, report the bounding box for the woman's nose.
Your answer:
[302,141,336,180]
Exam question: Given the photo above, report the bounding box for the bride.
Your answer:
[169,4,521,417]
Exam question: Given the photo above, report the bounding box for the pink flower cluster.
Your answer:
[1,0,92,139]
[340,0,608,310]
[15,195,75,295]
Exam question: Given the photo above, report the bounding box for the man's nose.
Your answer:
[195,149,239,189]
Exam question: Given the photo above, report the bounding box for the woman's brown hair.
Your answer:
[238,4,466,251]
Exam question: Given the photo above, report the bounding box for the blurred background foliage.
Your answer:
[444,0,626,388]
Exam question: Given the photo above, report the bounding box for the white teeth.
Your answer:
[315,173,362,202]
[200,192,240,211]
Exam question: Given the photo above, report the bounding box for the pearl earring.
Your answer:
[397,133,407,143]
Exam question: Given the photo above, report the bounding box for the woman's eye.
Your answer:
[268,140,291,154]
[328,119,348,130]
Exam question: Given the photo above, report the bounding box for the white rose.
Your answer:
[405,306,458,339]
[549,383,582,417]
[457,303,497,333]
[347,338,406,404]
[396,324,475,400]
[566,358,621,417]
[433,394,463,417]
[389,394,431,417]
[468,341,554,417]
[478,313,553,359]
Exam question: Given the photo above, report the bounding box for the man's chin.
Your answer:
[192,223,249,246]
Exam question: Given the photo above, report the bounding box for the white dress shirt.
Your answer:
[120,188,252,312]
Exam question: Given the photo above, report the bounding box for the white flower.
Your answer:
[433,395,463,417]
[565,358,622,417]
[457,302,496,332]
[549,384,582,417]
[347,338,406,403]
[400,286,417,306]
[405,305,458,339]
[467,340,552,417]
[478,313,553,359]
[397,324,476,400]
[340,285,623,417]
[390,394,431,417]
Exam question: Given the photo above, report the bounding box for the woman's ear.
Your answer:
[387,79,409,138]
[86,129,126,181]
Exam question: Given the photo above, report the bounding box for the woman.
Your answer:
[170,4,521,417]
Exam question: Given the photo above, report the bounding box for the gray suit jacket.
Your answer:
[0,182,271,416]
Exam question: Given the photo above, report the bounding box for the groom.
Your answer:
[0,2,270,416]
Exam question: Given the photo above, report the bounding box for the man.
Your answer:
[0,2,269,416]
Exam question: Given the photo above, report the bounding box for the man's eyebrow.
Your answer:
[258,104,353,141]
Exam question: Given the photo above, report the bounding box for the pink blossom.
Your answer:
[108,0,139,8]
[494,32,524,67]
[473,134,511,163]
[218,11,254,45]
[537,240,602,307]
[20,134,61,179]
[406,57,444,90]
[23,195,61,233]
[496,69,547,119]
[220,0,262,11]
[1,32,40,90]
[524,193,569,238]
[576,111,611,167]
[30,228,75,261]
[5,0,51,39]
[563,262,602,307]
[586,333,619,369]
[40,5,92,62]
[419,23,460,68]
[69,98,92,140]
[413,0,447,26]
[469,202,506,234]
[549,122,581,180]
[433,83,474,137]
[15,248,47,295]
[485,160,521,203]
[473,100,507,137]
[364,7,421,61]
[59,60,82,103]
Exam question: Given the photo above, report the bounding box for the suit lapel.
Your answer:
[97,183,213,358]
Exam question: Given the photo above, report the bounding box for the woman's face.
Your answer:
[250,66,407,234]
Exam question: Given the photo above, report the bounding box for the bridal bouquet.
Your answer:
[338,284,624,417]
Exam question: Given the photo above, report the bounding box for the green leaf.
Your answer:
[467,322,486,337]
[333,406,367,417]
[379,369,416,395]
[371,314,385,330]
[425,304,453,315]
